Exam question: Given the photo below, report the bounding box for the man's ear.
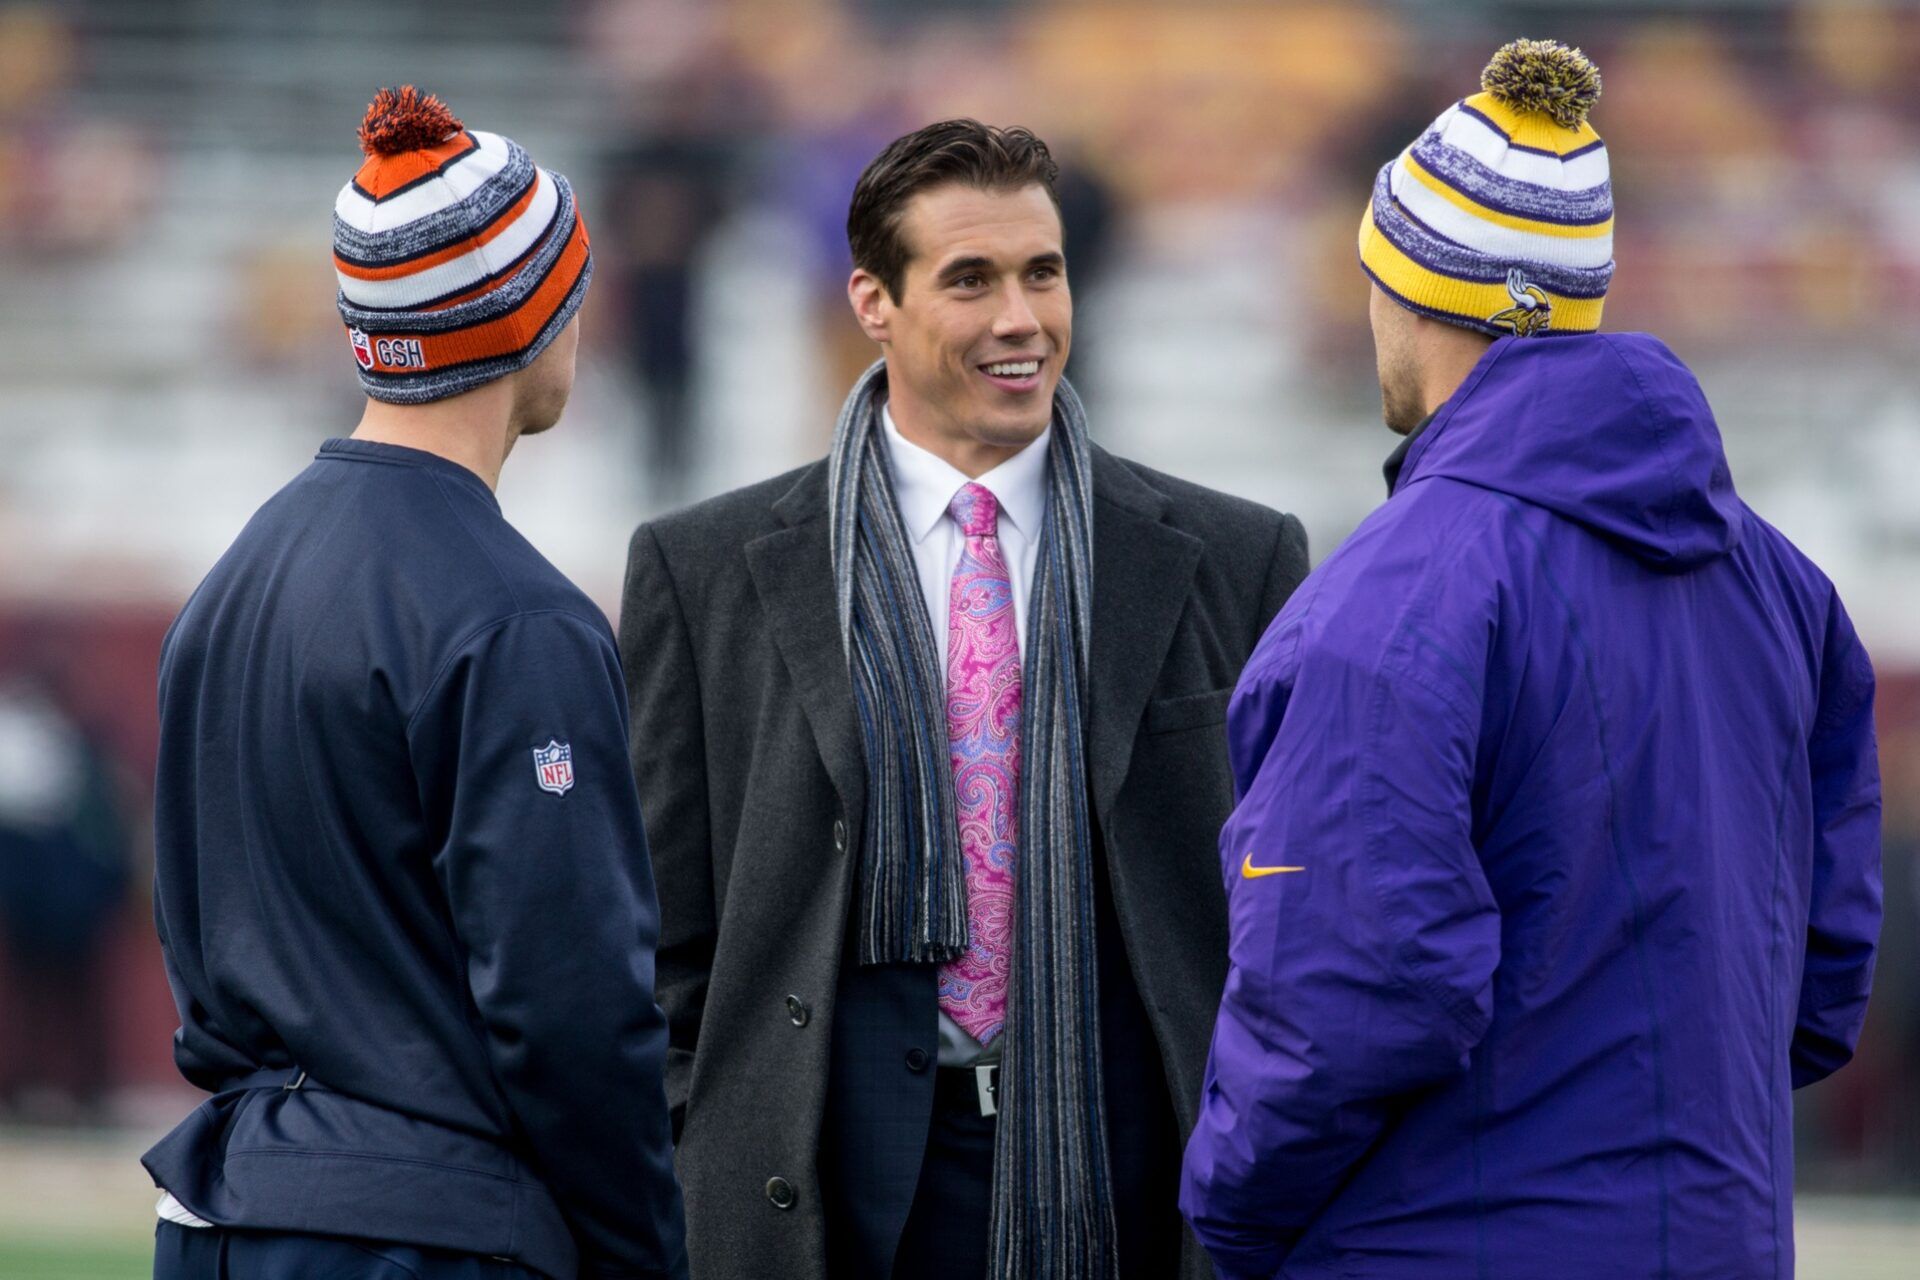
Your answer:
[848,269,893,344]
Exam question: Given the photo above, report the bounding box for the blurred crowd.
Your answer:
[0,0,1917,1194]
[0,7,152,256]
[4,2,1907,483]
[571,0,1920,468]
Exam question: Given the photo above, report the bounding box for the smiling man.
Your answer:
[617,120,1308,1280]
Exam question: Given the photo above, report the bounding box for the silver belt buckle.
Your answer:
[974,1063,998,1117]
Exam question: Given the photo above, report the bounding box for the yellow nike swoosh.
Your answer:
[1242,852,1305,878]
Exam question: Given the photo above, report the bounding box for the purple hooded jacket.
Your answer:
[1180,333,1882,1279]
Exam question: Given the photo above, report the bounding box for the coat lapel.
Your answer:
[744,463,868,826]
[1085,446,1204,826]
[743,449,1199,839]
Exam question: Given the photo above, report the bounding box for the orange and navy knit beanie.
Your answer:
[334,87,592,404]
[1359,39,1611,337]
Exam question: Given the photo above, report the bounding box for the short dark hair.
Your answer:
[847,119,1061,301]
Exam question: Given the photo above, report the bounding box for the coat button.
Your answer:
[905,1047,929,1072]
[785,994,810,1027]
[832,819,848,853]
[765,1176,796,1210]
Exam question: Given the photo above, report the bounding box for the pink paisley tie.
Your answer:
[938,481,1021,1045]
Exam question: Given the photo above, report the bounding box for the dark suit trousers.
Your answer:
[839,827,1185,1280]
[891,1069,996,1280]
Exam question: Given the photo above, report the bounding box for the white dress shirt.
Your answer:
[882,406,1049,678]
[156,1190,213,1227]
[881,404,1050,1067]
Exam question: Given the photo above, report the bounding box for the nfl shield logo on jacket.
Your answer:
[533,739,574,795]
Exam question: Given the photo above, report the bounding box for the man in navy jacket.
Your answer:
[143,88,687,1280]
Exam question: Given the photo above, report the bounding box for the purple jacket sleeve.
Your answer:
[1179,614,1502,1279]
[1791,591,1882,1089]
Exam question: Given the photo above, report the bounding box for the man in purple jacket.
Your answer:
[1180,39,1883,1280]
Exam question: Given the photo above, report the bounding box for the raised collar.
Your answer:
[1382,411,1435,496]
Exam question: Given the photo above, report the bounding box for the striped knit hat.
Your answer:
[334,87,592,404]
[1359,39,1610,338]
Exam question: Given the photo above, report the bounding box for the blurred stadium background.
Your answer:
[1,0,1916,1274]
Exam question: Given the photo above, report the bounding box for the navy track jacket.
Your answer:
[144,439,688,1280]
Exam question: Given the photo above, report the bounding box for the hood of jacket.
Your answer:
[1396,332,1744,571]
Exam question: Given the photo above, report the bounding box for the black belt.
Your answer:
[221,1066,329,1093]
[935,1062,999,1118]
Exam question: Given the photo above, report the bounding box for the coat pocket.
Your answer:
[1143,688,1233,735]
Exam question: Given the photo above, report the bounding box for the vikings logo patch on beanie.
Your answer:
[333,86,593,404]
[1358,39,1611,338]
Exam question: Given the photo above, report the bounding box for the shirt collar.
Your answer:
[882,404,1050,543]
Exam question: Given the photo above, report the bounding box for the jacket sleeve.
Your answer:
[1791,590,1882,1089]
[618,525,714,1139]
[1180,615,1501,1279]
[410,609,689,1280]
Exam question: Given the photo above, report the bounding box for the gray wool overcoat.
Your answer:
[618,444,1307,1280]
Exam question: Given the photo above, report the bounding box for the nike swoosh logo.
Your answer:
[1242,852,1305,878]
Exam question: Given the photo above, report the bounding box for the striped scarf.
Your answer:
[828,361,1119,1280]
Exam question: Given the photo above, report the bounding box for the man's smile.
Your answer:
[978,356,1044,394]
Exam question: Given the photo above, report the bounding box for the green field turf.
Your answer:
[1,1128,1914,1278]
[0,1239,152,1280]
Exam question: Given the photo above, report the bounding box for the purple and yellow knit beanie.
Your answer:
[1359,39,1611,338]
[333,87,593,404]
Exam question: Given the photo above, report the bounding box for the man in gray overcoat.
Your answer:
[618,119,1308,1280]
